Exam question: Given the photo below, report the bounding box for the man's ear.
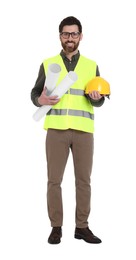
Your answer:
[80,33,83,41]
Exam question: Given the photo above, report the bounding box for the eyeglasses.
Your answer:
[60,32,80,39]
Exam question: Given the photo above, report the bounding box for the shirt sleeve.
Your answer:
[96,65,100,76]
[31,64,46,107]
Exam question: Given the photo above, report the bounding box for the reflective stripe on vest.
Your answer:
[65,89,84,95]
[47,109,94,120]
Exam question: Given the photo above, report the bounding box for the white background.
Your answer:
[0,0,136,259]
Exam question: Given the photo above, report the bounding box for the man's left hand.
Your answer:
[89,91,104,100]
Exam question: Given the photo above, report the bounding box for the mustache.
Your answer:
[65,41,75,44]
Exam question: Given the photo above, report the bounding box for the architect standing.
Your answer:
[31,16,105,244]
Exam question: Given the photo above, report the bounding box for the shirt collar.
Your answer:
[60,50,80,62]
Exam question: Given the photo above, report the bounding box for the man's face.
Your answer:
[60,25,83,53]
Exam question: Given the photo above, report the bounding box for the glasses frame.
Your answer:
[60,31,81,39]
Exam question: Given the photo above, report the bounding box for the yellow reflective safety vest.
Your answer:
[43,54,97,133]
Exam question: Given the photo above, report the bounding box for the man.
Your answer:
[31,16,105,244]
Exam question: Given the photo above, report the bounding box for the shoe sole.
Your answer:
[48,240,61,244]
[75,234,102,244]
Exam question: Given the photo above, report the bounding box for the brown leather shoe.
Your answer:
[75,227,102,244]
[48,227,62,244]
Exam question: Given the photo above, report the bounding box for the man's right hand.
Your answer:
[38,88,60,106]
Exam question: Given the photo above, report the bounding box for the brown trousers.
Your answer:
[46,129,94,228]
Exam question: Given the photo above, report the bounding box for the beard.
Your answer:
[61,41,80,53]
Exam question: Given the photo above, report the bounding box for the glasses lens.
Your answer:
[61,32,69,39]
[71,32,80,39]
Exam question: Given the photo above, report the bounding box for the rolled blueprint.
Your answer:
[45,63,61,95]
[33,71,78,121]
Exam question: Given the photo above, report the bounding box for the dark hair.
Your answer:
[59,16,82,33]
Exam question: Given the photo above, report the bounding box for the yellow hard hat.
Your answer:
[85,76,110,96]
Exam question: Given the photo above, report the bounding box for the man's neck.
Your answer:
[63,49,78,61]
